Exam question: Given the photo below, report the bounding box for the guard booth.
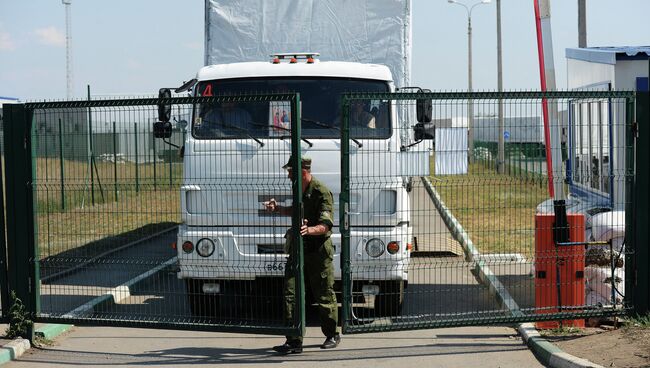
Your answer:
[566,47,650,301]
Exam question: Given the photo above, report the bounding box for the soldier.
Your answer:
[264,156,340,354]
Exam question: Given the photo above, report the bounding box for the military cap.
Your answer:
[282,155,311,170]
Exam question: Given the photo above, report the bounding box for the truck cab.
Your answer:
[172,53,430,317]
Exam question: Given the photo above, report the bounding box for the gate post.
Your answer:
[633,91,650,316]
[0,113,9,322]
[3,104,38,340]
[339,96,351,331]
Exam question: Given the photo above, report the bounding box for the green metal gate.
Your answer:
[2,89,648,340]
[2,94,306,337]
[339,91,639,333]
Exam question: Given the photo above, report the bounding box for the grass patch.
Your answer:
[625,314,650,329]
[432,161,549,258]
[36,189,180,259]
[34,157,182,212]
[33,157,182,259]
[540,326,586,337]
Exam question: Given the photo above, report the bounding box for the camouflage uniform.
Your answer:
[284,176,338,344]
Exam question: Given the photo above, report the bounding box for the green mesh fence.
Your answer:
[8,94,305,335]
[0,90,641,337]
[340,91,636,333]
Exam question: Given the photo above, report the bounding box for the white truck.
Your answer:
[157,53,432,317]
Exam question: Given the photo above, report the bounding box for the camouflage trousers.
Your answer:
[284,239,338,343]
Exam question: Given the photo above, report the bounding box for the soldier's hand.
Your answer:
[300,219,309,236]
[264,198,277,212]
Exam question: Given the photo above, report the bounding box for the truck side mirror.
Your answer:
[155,88,173,139]
[158,88,172,123]
[416,98,432,123]
[414,122,435,140]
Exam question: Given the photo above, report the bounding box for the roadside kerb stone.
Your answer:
[519,323,604,368]
[0,338,30,365]
[421,176,602,368]
[35,324,73,340]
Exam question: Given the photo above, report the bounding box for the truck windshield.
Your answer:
[192,77,391,139]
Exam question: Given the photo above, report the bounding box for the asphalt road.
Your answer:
[14,183,548,367]
[9,325,543,367]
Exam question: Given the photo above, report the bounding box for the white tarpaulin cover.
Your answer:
[205,0,412,87]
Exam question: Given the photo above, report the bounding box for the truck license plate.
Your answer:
[264,262,285,272]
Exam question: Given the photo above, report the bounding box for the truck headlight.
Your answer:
[196,238,215,257]
[365,238,385,258]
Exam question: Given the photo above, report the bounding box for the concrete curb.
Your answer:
[519,323,604,368]
[0,323,74,366]
[421,177,603,368]
[0,338,30,365]
[35,323,73,340]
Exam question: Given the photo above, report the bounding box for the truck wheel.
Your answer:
[374,280,404,317]
[185,279,220,318]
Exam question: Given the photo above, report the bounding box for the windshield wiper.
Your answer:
[214,120,264,147]
[302,118,363,148]
[252,123,313,147]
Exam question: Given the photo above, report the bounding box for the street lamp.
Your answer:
[448,0,491,163]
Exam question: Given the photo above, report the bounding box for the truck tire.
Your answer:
[374,280,404,317]
[185,279,220,318]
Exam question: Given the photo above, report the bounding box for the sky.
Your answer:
[0,0,649,100]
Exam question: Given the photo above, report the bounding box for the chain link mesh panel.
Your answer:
[340,91,635,333]
[27,95,304,335]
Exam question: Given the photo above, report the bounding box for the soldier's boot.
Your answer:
[272,340,303,354]
[320,334,341,349]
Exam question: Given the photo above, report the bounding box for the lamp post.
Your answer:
[497,0,504,174]
[448,0,491,163]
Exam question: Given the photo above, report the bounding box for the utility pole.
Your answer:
[496,0,504,174]
[448,0,492,164]
[578,0,587,47]
[62,0,73,99]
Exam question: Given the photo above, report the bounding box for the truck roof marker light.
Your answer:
[290,57,298,63]
[182,241,194,254]
[307,57,314,64]
[272,57,280,64]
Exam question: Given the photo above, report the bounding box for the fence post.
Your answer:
[632,91,650,315]
[113,121,118,201]
[87,86,95,205]
[58,118,65,210]
[339,96,351,332]
[152,124,157,191]
[134,122,139,193]
[0,115,9,323]
[3,104,38,341]
[289,94,305,338]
